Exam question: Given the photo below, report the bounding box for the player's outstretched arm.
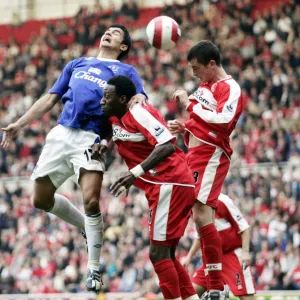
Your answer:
[240,228,251,270]
[182,238,200,269]
[110,141,175,197]
[1,93,60,149]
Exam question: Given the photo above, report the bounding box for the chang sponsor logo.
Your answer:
[74,71,107,88]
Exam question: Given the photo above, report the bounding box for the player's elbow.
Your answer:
[164,142,176,156]
[157,141,175,158]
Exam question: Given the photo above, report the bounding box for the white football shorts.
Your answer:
[31,124,105,188]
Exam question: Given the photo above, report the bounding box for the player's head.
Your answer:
[101,75,136,117]
[100,24,132,60]
[187,40,221,82]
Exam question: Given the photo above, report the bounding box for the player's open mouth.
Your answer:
[103,37,111,43]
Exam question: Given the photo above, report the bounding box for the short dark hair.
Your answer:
[187,40,221,66]
[109,24,132,60]
[107,75,136,102]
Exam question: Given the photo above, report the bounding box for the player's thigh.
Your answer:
[68,130,105,184]
[31,125,74,188]
[33,176,57,210]
[193,201,215,228]
[222,250,255,296]
[187,145,230,208]
[147,184,194,241]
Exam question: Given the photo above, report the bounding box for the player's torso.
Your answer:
[111,111,194,186]
[66,58,131,111]
[59,58,132,134]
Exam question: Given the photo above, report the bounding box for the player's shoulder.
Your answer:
[130,103,159,116]
[215,76,241,94]
[69,56,96,66]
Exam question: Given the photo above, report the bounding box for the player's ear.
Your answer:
[120,95,128,104]
[120,44,128,52]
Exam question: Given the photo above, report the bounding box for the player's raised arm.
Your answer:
[1,93,60,149]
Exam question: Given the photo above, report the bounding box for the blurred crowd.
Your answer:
[0,0,300,295]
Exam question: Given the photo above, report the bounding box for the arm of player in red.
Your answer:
[110,141,175,197]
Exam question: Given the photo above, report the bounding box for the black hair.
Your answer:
[187,40,221,66]
[107,75,136,102]
[109,24,132,60]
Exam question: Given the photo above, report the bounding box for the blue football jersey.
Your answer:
[49,57,147,138]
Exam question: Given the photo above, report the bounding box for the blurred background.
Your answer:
[0,0,299,299]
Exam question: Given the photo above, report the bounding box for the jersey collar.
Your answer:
[96,57,120,62]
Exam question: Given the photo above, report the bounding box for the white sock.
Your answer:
[85,212,104,271]
[47,193,85,231]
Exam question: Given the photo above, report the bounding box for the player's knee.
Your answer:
[193,202,213,228]
[33,194,52,211]
[83,194,100,214]
[149,244,170,264]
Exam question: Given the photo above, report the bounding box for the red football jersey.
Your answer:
[110,104,194,188]
[185,76,244,159]
[215,194,250,252]
[195,194,250,252]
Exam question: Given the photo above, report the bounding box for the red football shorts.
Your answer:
[192,249,256,296]
[144,183,195,243]
[186,144,230,208]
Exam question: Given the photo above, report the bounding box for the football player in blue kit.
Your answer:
[1,24,147,292]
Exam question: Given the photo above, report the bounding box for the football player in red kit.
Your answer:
[93,75,199,300]
[168,41,245,300]
[184,194,255,300]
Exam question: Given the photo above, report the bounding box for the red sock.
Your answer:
[173,259,197,299]
[198,223,223,291]
[153,259,181,299]
[200,237,210,291]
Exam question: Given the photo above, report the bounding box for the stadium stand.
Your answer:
[0,0,299,297]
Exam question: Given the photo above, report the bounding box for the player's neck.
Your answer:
[115,107,128,119]
[211,66,228,83]
[97,49,119,60]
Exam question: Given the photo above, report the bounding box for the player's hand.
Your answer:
[167,119,186,134]
[128,93,147,109]
[240,251,251,270]
[91,143,107,161]
[1,123,21,149]
[110,171,135,197]
[173,89,190,107]
[182,255,192,269]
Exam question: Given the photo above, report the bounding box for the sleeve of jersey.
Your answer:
[128,67,148,99]
[129,105,175,146]
[48,60,74,96]
[220,197,250,233]
[187,82,241,124]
